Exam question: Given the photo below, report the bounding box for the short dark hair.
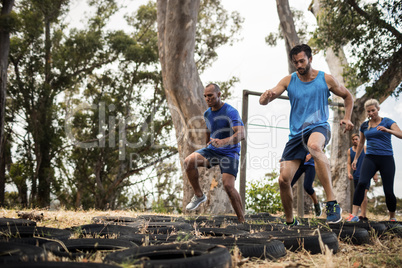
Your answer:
[206,83,221,92]
[351,133,359,139]
[289,44,312,61]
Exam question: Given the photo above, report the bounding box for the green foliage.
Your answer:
[311,0,402,97]
[246,172,282,214]
[5,0,242,210]
[265,8,310,47]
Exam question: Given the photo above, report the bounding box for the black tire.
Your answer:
[197,227,249,237]
[226,222,286,232]
[104,241,232,268]
[2,262,120,267]
[91,216,139,224]
[125,222,192,234]
[378,221,402,237]
[0,226,71,241]
[128,233,194,246]
[184,219,223,228]
[7,237,53,247]
[69,224,139,240]
[249,228,339,254]
[331,227,370,245]
[192,237,286,260]
[43,238,137,259]
[329,221,387,236]
[245,213,282,223]
[0,241,46,264]
[0,218,36,227]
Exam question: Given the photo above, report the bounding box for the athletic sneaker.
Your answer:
[358,216,369,222]
[326,201,342,224]
[186,194,207,211]
[285,217,299,226]
[390,218,397,222]
[314,202,322,217]
[346,214,359,222]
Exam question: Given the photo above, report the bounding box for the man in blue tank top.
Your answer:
[184,83,245,223]
[259,44,354,225]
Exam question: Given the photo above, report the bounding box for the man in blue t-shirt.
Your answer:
[259,44,354,225]
[184,83,245,222]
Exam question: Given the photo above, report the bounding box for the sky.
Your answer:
[66,0,402,199]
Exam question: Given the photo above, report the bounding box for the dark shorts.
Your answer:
[281,126,331,162]
[195,148,239,178]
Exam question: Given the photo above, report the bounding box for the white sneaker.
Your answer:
[186,194,207,210]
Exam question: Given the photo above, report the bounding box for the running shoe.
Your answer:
[285,217,299,226]
[390,218,397,222]
[326,201,342,224]
[186,194,207,210]
[358,216,369,222]
[346,215,359,222]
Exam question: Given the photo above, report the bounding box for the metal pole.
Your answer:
[240,90,249,212]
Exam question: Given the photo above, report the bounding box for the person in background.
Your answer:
[184,83,245,223]
[348,99,402,222]
[347,133,378,221]
[291,153,322,217]
[259,44,354,225]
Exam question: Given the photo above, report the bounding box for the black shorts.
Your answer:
[281,126,331,162]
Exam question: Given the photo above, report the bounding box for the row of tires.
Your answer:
[1,215,401,267]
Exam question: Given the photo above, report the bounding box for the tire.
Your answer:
[0,218,36,227]
[378,221,402,237]
[192,237,286,260]
[184,219,223,228]
[92,216,138,224]
[0,241,46,264]
[128,233,194,246]
[43,238,137,259]
[245,213,282,223]
[249,228,339,254]
[2,262,120,267]
[329,221,387,236]
[197,227,249,237]
[7,237,53,247]
[125,222,192,234]
[331,227,370,245]
[104,241,232,268]
[69,224,139,240]
[0,226,71,241]
[226,222,286,232]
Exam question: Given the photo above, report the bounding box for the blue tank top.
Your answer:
[360,117,395,155]
[287,71,331,139]
[349,147,365,180]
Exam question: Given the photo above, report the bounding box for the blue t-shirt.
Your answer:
[360,117,395,155]
[204,103,244,159]
[287,71,331,139]
[349,147,365,180]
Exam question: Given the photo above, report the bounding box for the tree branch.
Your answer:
[347,0,402,43]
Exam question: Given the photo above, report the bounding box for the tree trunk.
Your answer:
[276,0,299,74]
[309,0,397,212]
[157,0,232,214]
[0,0,15,206]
